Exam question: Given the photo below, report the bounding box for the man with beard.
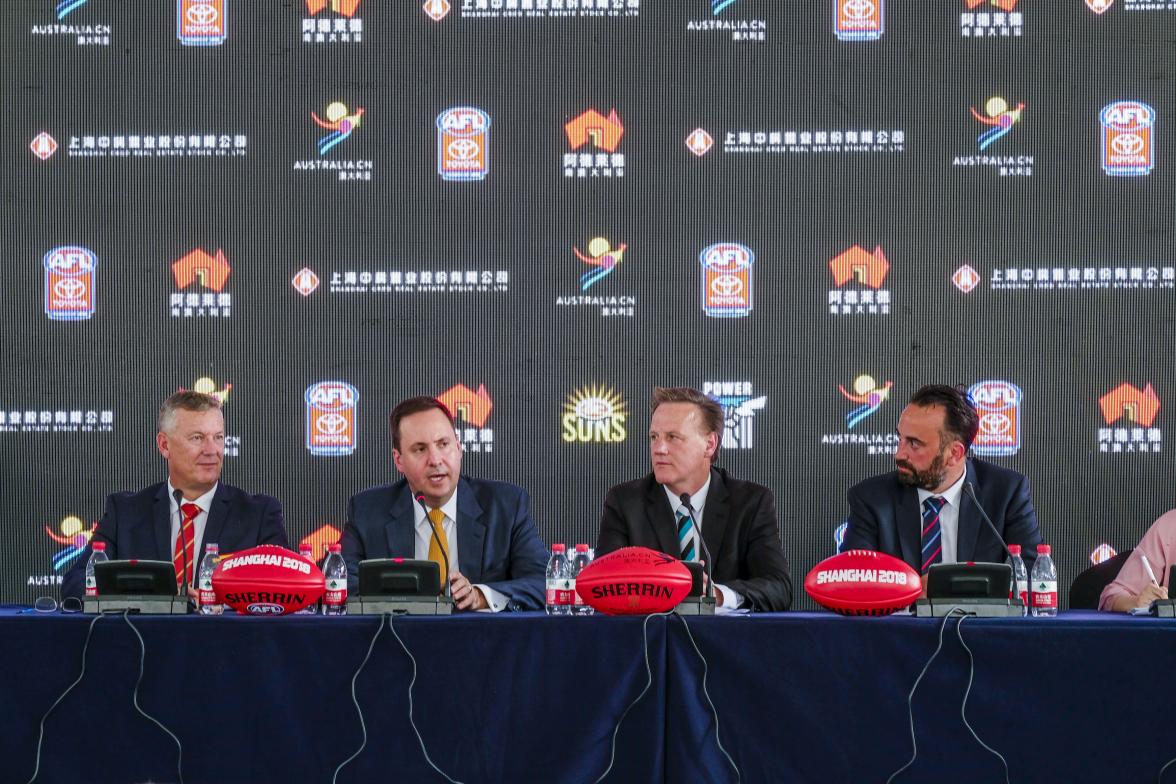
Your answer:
[843,384,1042,587]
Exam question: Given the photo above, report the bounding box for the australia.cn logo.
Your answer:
[1100,101,1155,177]
[565,109,624,152]
[177,0,227,46]
[180,376,232,405]
[561,385,627,444]
[972,97,1024,151]
[313,102,364,156]
[43,246,97,321]
[829,245,888,289]
[835,0,883,42]
[30,132,58,161]
[699,243,754,318]
[437,107,490,181]
[56,0,88,20]
[574,237,627,290]
[839,375,892,429]
[306,0,361,16]
[306,381,359,456]
[968,380,1022,456]
[438,383,493,427]
[47,515,97,571]
[1099,382,1160,426]
[173,248,231,290]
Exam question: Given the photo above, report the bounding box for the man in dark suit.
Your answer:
[843,384,1042,581]
[62,391,287,600]
[596,387,792,612]
[341,396,547,611]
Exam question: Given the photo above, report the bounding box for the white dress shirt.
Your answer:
[413,493,509,612]
[663,476,743,613]
[917,469,967,564]
[168,480,218,588]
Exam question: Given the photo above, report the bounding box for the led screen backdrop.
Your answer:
[3,0,1175,607]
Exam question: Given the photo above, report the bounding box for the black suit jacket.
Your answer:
[596,467,793,611]
[62,482,288,600]
[843,457,1043,573]
[340,476,548,610]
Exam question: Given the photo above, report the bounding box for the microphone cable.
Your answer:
[673,614,741,783]
[332,614,464,784]
[27,610,185,784]
[885,608,1009,784]
[1156,753,1176,782]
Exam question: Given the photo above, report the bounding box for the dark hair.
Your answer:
[158,390,222,433]
[650,386,724,464]
[908,384,979,450]
[389,396,455,450]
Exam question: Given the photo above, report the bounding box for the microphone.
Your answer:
[680,493,715,601]
[963,481,1017,602]
[415,493,451,598]
[172,488,192,598]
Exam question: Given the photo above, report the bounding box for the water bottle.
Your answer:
[84,541,108,597]
[1008,544,1029,616]
[1030,543,1058,617]
[570,543,594,616]
[545,544,571,616]
[297,544,318,614]
[197,543,222,615]
[322,543,347,616]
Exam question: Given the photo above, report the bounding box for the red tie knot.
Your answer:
[181,503,202,522]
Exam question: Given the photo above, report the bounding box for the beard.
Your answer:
[895,450,948,490]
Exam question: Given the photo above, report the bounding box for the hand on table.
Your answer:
[450,570,489,611]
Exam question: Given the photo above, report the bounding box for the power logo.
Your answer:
[835,0,883,41]
[699,243,754,318]
[177,0,227,46]
[43,246,97,321]
[437,107,490,181]
[305,381,359,456]
[1100,101,1155,177]
[968,380,1022,456]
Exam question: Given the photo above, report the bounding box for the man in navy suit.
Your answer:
[340,396,547,611]
[843,384,1042,584]
[62,391,288,600]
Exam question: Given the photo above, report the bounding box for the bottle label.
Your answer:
[546,578,575,605]
[199,589,217,606]
[85,576,97,597]
[1016,580,1029,606]
[324,577,346,605]
[1031,581,1058,608]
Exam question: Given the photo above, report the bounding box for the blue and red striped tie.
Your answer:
[920,496,946,574]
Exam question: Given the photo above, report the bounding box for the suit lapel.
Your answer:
[200,484,231,556]
[701,468,730,565]
[956,460,981,561]
[645,479,680,555]
[895,481,921,569]
[456,479,487,580]
[153,483,172,561]
[385,483,417,558]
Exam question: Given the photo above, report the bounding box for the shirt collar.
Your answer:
[167,480,218,513]
[413,489,459,528]
[664,472,712,517]
[917,467,967,509]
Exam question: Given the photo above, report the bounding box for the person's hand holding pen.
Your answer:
[1135,554,1169,609]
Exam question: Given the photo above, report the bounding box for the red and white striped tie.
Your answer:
[174,502,201,590]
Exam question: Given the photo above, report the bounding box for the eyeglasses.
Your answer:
[18,596,83,614]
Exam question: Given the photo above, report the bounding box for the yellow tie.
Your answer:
[427,507,450,587]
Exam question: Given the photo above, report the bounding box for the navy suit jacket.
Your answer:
[340,476,548,611]
[596,467,793,612]
[843,458,1043,573]
[62,482,288,600]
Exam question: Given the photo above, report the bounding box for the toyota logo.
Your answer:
[711,275,743,297]
[447,138,480,160]
[53,278,87,300]
[316,413,349,435]
[842,0,875,19]
[186,3,219,25]
[979,413,1011,435]
[1111,133,1144,156]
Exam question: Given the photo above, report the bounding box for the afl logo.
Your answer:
[1100,101,1155,177]
[710,275,744,297]
[186,3,218,25]
[43,246,97,322]
[437,107,490,182]
[700,243,754,318]
[842,0,875,20]
[246,603,285,615]
[306,381,359,457]
[177,0,227,46]
[968,380,1022,457]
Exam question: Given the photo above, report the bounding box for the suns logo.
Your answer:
[561,385,627,444]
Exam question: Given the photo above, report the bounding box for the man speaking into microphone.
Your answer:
[595,387,792,612]
[62,391,288,600]
[843,384,1043,582]
[340,396,547,611]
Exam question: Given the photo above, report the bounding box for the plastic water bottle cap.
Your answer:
[575,543,589,552]
[1036,544,1051,555]
[1007,544,1021,556]
[92,542,106,552]
[328,543,342,553]
[552,544,566,553]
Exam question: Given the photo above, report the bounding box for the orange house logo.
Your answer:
[299,524,342,562]
[1099,383,1160,427]
[965,0,1017,9]
[829,245,889,289]
[306,0,361,15]
[172,248,231,291]
[565,109,624,152]
[438,383,493,427]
